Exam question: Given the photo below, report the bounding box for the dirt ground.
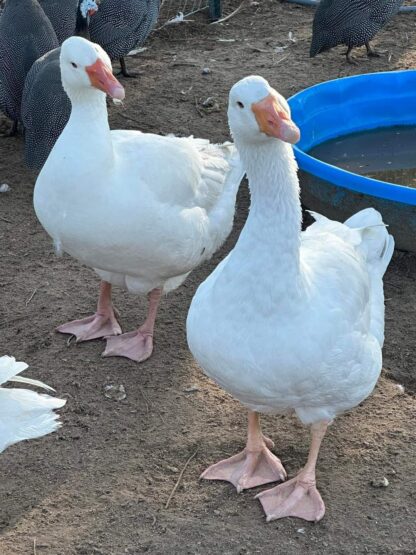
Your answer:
[0,1,416,553]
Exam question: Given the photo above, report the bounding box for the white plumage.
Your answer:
[187,76,394,522]
[0,356,65,453]
[33,37,244,362]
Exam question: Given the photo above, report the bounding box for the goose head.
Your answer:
[228,76,300,146]
[60,36,125,101]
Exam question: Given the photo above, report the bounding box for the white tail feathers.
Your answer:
[0,356,65,453]
[344,208,394,276]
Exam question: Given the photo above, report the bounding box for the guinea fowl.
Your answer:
[0,0,58,135]
[89,0,160,77]
[38,0,78,43]
[0,355,65,453]
[187,76,394,522]
[22,0,98,170]
[310,0,404,63]
[34,37,244,363]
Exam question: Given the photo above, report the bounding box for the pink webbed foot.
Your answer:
[256,475,325,522]
[57,312,122,342]
[103,329,153,362]
[201,436,287,493]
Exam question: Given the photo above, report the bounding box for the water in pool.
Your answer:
[308,125,416,188]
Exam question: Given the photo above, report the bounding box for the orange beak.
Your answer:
[251,94,300,144]
[85,58,125,100]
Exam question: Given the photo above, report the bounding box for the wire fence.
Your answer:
[158,0,243,26]
[159,0,214,25]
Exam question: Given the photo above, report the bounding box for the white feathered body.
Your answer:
[34,94,244,295]
[0,356,65,453]
[187,141,394,425]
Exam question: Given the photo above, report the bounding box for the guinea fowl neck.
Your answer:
[75,5,90,39]
[235,137,302,291]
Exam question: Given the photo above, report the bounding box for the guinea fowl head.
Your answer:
[76,0,99,38]
[228,76,300,146]
[80,0,100,18]
[60,36,125,100]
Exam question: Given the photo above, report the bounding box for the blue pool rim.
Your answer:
[288,71,416,206]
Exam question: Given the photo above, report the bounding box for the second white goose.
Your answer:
[34,37,244,362]
[187,76,394,522]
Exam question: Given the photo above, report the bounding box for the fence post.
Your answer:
[209,0,221,21]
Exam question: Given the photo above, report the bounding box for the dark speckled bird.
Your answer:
[0,0,59,134]
[310,0,404,64]
[38,0,79,43]
[88,0,160,77]
[21,0,98,169]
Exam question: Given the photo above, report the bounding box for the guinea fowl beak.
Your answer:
[86,58,125,100]
[251,94,300,144]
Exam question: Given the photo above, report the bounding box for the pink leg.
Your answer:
[103,288,162,363]
[201,412,286,492]
[57,281,122,342]
[256,421,328,522]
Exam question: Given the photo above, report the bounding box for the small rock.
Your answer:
[127,46,147,56]
[371,477,389,488]
[201,97,220,113]
[0,183,10,193]
[166,465,179,473]
[394,384,405,395]
[183,385,199,393]
[103,383,126,401]
[201,67,211,75]
[296,528,305,534]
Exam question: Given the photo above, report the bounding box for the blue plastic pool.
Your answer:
[288,70,416,251]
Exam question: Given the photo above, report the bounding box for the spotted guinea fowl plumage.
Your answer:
[21,49,67,169]
[38,0,79,44]
[22,0,97,170]
[0,0,58,129]
[88,0,159,75]
[310,0,404,62]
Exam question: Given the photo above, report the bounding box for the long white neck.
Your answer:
[63,87,114,163]
[234,137,302,294]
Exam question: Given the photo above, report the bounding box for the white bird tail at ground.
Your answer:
[0,356,66,453]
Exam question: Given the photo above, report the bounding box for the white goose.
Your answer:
[0,356,65,453]
[187,76,394,522]
[34,36,244,362]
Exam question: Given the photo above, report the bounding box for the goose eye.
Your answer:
[237,101,244,109]
[71,62,78,68]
